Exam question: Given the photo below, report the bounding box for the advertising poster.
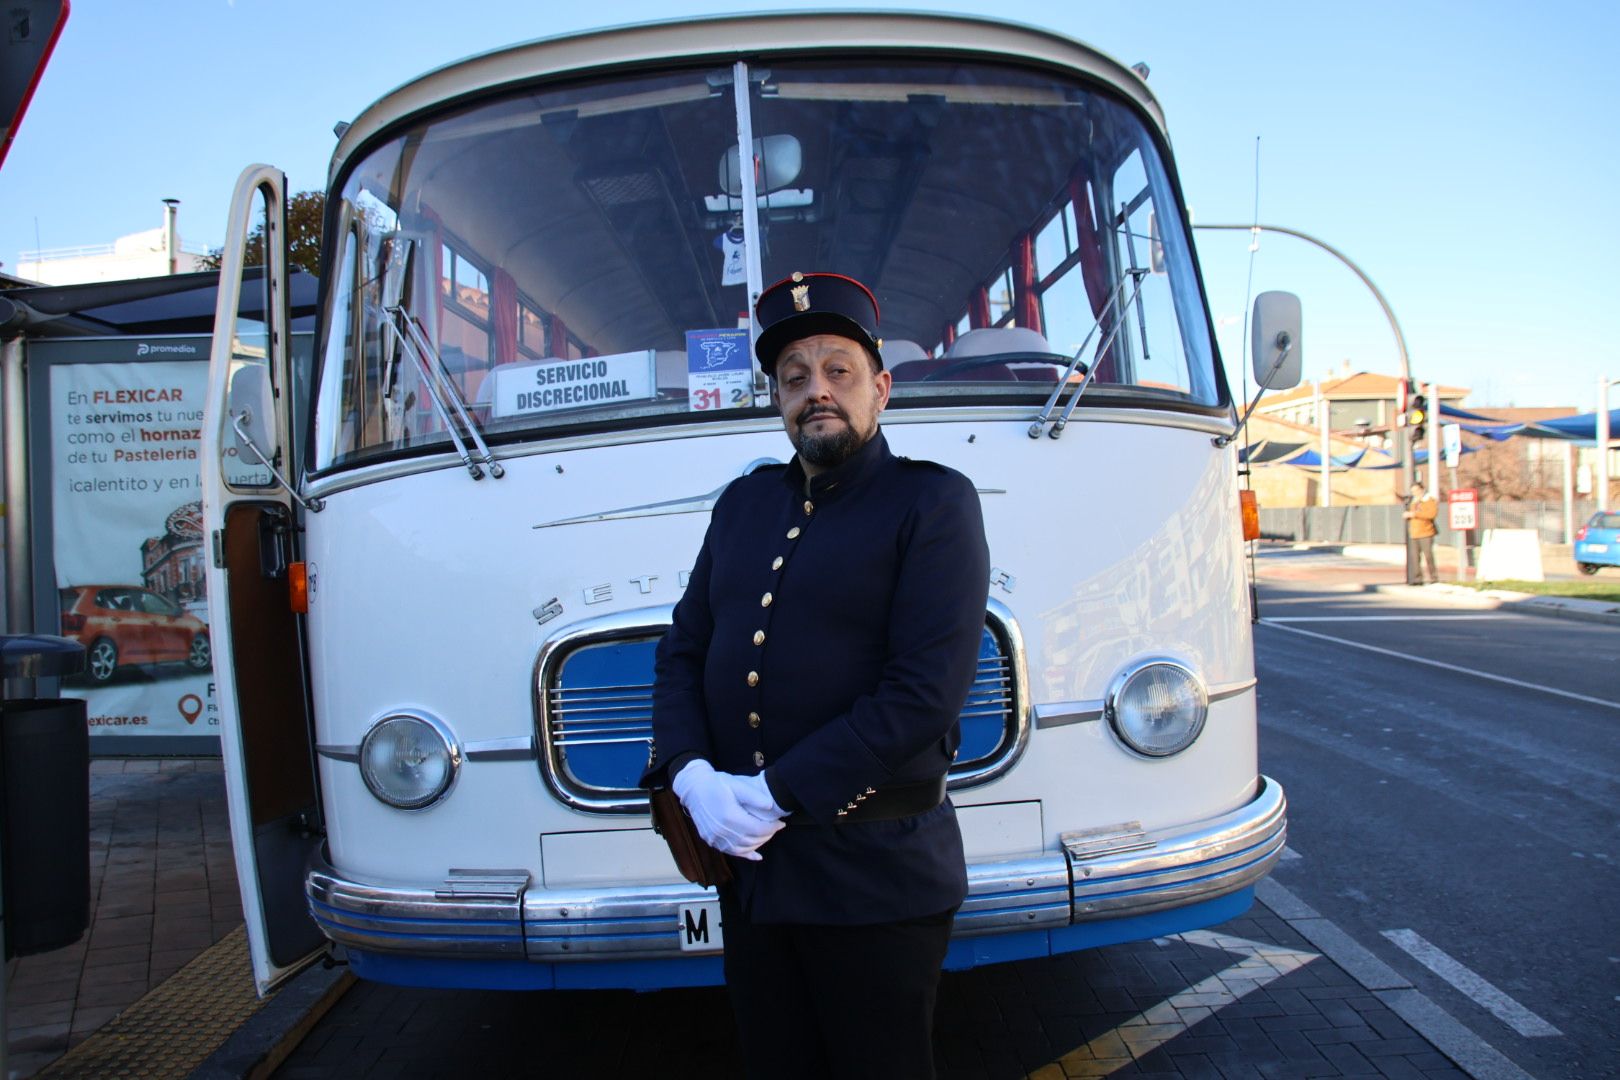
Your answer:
[47,344,218,738]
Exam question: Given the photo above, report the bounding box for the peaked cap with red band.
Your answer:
[753,271,883,376]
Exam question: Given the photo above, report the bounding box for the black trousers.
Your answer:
[718,887,955,1080]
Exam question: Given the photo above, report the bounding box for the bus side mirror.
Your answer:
[227,364,276,460]
[1251,291,1301,390]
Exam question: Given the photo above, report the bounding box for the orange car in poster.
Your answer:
[58,585,211,683]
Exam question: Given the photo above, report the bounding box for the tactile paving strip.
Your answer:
[37,925,270,1079]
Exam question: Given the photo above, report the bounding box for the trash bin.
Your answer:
[1,634,89,959]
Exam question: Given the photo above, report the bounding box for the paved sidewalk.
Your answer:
[1256,542,1620,626]
[3,759,244,1078]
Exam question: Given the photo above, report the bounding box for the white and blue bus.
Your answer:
[202,11,1300,994]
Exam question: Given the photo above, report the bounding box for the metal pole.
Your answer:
[3,336,32,642]
[0,334,22,1080]
[1195,222,1415,493]
[1426,381,1441,515]
[1563,442,1575,545]
[1452,463,1464,581]
[733,61,766,390]
[1317,382,1330,507]
[1599,377,1611,514]
[1425,382,1442,583]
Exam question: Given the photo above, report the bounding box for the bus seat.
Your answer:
[881,339,929,365]
[890,358,948,382]
[945,326,1052,357]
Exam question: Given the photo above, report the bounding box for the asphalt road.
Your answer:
[1253,571,1620,1079]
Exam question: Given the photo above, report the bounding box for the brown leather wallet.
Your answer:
[648,786,732,887]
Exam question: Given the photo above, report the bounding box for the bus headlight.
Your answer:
[1105,660,1207,757]
[359,712,461,810]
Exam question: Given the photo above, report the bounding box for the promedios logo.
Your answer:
[135,342,199,357]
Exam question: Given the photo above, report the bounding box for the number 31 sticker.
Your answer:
[686,328,753,412]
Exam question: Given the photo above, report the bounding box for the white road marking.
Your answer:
[1382,929,1562,1038]
[1045,931,1318,1072]
[1261,620,1620,711]
[1265,615,1518,622]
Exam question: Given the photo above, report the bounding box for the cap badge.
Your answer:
[791,283,810,312]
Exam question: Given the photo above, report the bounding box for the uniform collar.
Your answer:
[782,429,892,500]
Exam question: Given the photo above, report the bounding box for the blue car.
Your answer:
[1574,511,1620,574]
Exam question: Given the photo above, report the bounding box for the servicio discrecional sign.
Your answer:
[1448,488,1478,531]
[489,352,654,419]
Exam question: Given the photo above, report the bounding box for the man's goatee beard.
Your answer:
[795,426,864,469]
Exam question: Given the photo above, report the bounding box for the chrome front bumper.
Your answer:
[308,776,1285,961]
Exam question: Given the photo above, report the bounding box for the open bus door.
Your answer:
[201,165,325,993]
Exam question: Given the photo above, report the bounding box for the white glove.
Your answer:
[671,759,785,860]
[726,771,786,820]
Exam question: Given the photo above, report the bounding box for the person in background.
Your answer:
[1404,481,1439,583]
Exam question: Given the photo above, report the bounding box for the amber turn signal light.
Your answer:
[289,561,309,613]
[1239,490,1260,541]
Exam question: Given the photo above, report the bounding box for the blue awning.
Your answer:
[1289,447,1394,469]
[1523,407,1620,442]
[1239,439,1308,464]
[1461,422,1524,440]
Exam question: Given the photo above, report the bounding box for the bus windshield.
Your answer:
[311,55,1219,474]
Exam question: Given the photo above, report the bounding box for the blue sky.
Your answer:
[3,0,1616,409]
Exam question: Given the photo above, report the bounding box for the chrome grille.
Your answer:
[536,602,1027,813]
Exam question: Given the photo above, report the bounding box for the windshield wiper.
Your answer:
[382,306,504,480]
[1028,268,1148,440]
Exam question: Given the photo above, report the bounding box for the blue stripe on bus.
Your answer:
[339,889,1254,991]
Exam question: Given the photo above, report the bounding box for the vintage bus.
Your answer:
[202,11,1301,994]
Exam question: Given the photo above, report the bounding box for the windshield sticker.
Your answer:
[685,328,753,412]
[489,351,655,418]
[715,227,747,286]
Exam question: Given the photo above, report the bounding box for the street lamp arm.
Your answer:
[1194,223,1410,385]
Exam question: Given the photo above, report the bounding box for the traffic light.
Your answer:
[1408,393,1428,443]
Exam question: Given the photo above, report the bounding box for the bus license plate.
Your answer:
[677,901,723,952]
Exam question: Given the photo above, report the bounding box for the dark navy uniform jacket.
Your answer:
[646,432,990,925]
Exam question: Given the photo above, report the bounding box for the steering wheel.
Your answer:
[920,356,1017,381]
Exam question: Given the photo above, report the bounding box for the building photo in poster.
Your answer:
[47,350,221,738]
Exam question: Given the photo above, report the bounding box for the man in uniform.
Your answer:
[643,272,990,1078]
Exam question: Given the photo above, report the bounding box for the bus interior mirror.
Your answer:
[227,363,276,459]
[1251,291,1302,390]
[381,235,416,310]
[1148,211,1166,274]
[721,134,802,197]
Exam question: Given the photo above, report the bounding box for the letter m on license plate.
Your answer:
[678,901,723,952]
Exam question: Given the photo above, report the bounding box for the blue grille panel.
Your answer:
[547,624,1014,801]
[956,630,1013,766]
[552,639,657,792]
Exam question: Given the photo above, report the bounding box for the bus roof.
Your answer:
[330,10,1165,186]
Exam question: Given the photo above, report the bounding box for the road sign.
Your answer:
[1448,488,1478,531]
[1441,423,1461,467]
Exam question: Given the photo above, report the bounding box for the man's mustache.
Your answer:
[797,404,847,425]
